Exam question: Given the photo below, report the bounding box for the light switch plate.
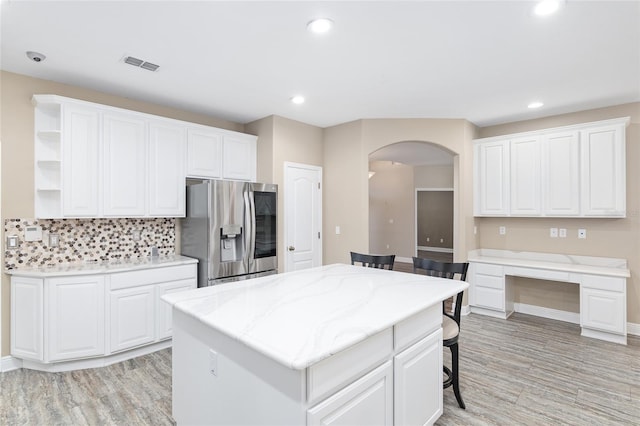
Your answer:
[6,235,18,249]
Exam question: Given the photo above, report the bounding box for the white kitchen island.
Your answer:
[162,263,468,425]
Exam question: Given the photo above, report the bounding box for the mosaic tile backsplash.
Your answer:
[4,218,176,270]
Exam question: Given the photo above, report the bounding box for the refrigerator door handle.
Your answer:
[244,185,255,270]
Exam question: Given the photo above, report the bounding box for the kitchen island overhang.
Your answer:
[163,263,468,425]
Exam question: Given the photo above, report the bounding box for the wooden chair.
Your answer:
[350,251,395,270]
[412,256,469,409]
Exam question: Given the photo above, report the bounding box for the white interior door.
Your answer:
[284,162,322,272]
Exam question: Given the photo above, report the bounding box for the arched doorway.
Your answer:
[368,141,456,266]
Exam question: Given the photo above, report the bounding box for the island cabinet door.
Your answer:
[394,328,443,426]
[307,361,393,426]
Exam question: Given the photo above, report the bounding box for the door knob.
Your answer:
[288,246,295,251]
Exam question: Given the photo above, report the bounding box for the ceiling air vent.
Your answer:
[123,55,159,72]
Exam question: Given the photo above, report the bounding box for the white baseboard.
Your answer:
[513,302,580,324]
[417,246,454,254]
[627,322,640,337]
[1,355,23,372]
[396,256,412,264]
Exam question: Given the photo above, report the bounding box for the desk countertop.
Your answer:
[162,263,468,370]
[468,249,630,278]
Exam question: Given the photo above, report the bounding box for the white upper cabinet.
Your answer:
[149,121,186,217]
[510,135,541,216]
[33,95,257,218]
[474,140,510,216]
[62,104,100,217]
[542,131,580,216]
[103,112,147,216]
[222,134,257,182]
[474,117,629,218]
[186,127,257,182]
[186,128,223,178]
[580,123,626,217]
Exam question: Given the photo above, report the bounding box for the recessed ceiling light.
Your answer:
[291,95,305,105]
[307,18,333,34]
[528,101,544,109]
[534,0,561,16]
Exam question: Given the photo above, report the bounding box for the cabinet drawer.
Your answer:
[307,328,393,405]
[394,304,440,352]
[581,275,625,292]
[473,263,503,276]
[473,287,504,311]
[110,264,196,290]
[474,274,504,290]
[307,361,393,426]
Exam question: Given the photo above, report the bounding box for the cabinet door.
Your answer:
[62,104,100,217]
[222,134,257,181]
[157,279,196,340]
[103,112,147,216]
[109,285,155,353]
[474,140,509,216]
[307,361,393,426]
[11,277,44,360]
[580,124,626,216]
[510,135,541,215]
[187,128,222,178]
[48,275,105,362]
[542,131,580,216]
[149,121,186,217]
[580,276,626,334]
[394,329,443,426]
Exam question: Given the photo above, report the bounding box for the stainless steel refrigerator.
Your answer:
[181,179,277,287]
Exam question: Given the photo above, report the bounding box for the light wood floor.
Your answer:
[1,314,638,425]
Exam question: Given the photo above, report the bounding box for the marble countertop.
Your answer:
[162,263,468,370]
[468,249,630,278]
[5,255,198,277]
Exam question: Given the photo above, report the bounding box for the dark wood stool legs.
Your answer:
[443,342,465,409]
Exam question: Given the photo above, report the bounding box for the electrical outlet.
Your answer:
[559,228,567,238]
[499,226,506,235]
[132,229,141,241]
[578,228,587,239]
[49,233,60,247]
[550,228,558,238]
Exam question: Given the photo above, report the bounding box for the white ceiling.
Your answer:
[1,1,639,131]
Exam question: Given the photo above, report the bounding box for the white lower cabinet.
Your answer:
[580,275,626,334]
[469,263,505,313]
[48,275,105,361]
[307,361,393,426]
[109,285,156,353]
[157,279,196,340]
[10,277,44,360]
[9,261,197,370]
[306,306,443,426]
[394,329,443,426]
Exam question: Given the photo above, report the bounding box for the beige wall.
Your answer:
[476,102,640,323]
[246,115,323,273]
[0,71,245,357]
[324,118,477,265]
[414,164,454,188]
[368,161,414,258]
